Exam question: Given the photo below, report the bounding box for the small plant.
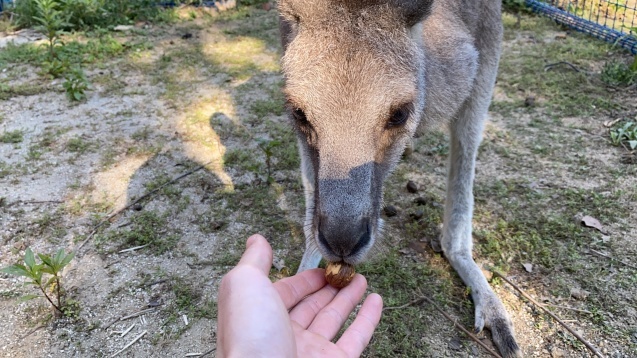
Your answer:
[601,59,637,87]
[33,0,69,62]
[610,121,637,150]
[257,138,281,184]
[1,248,75,317]
[0,130,24,144]
[63,67,90,101]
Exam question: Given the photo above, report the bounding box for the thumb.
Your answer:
[236,234,273,275]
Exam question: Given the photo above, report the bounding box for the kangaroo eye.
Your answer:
[387,105,410,128]
[292,108,308,125]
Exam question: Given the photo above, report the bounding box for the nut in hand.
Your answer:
[325,262,356,289]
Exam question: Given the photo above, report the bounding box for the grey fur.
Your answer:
[278,1,522,357]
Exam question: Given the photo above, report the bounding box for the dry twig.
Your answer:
[493,271,604,358]
[104,308,156,329]
[542,303,593,315]
[110,330,147,357]
[200,347,216,357]
[589,249,637,270]
[18,324,46,341]
[76,162,212,253]
[544,61,581,72]
[119,244,149,253]
[7,200,64,207]
[384,294,503,358]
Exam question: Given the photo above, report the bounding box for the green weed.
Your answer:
[601,59,637,87]
[63,67,90,101]
[0,130,24,144]
[66,136,91,153]
[1,248,75,317]
[115,211,179,254]
[610,121,637,150]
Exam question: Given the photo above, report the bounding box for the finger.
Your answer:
[307,274,367,340]
[274,268,327,310]
[336,293,383,358]
[236,234,272,274]
[288,283,339,328]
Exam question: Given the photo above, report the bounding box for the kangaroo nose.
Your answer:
[318,215,371,257]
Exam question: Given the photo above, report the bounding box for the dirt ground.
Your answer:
[1,5,636,358]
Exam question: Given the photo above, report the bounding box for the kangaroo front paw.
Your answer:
[475,293,522,358]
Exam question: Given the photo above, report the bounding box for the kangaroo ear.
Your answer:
[278,0,304,24]
[391,0,433,26]
[278,0,432,26]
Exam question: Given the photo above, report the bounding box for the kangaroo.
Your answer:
[278,1,521,356]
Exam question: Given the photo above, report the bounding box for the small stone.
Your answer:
[410,209,424,220]
[523,263,533,273]
[448,337,462,351]
[413,197,427,205]
[406,180,418,193]
[570,287,590,301]
[551,347,566,358]
[524,96,535,107]
[132,203,143,211]
[430,236,443,253]
[384,205,398,217]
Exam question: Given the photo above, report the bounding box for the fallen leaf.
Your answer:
[581,215,603,232]
[523,263,533,273]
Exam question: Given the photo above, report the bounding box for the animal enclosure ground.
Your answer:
[1,6,636,358]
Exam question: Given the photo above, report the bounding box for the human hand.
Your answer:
[216,234,383,358]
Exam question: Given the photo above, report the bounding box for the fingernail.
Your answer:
[246,234,264,247]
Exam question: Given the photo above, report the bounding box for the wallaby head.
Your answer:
[279,0,433,264]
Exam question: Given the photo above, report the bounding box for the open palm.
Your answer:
[217,235,383,358]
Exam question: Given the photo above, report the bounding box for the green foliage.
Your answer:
[0,130,24,144]
[116,211,179,254]
[33,0,69,62]
[601,59,637,87]
[257,138,281,184]
[12,0,167,30]
[63,67,90,101]
[610,121,637,150]
[629,27,637,72]
[502,0,528,12]
[1,248,75,317]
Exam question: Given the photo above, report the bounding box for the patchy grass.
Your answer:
[101,211,179,254]
[498,13,618,117]
[0,130,24,144]
[66,137,92,154]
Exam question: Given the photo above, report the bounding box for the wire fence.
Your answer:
[526,0,637,54]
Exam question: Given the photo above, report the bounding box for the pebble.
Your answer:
[524,96,535,107]
[410,209,424,220]
[406,180,418,193]
[383,205,398,217]
[413,196,427,205]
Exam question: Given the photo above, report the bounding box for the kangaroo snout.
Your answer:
[318,215,371,260]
